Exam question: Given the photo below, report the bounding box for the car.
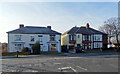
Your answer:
[75,46,85,53]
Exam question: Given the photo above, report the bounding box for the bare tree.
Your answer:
[99,23,114,44]
[99,17,120,50]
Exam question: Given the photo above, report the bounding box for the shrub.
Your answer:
[22,47,30,53]
[32,41,41,54]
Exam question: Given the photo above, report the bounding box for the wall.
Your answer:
[76,34,82,45]
[61,34,69,45]
[8,34,61,52]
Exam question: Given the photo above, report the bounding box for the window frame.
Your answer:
[50,35,56,41]
[30,36,35,42]
[69,34,76,41]
[15,35,22,41]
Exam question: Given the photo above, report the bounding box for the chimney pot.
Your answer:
[19,24,24,28]
[86,23,89,28]
[47,26,51,29]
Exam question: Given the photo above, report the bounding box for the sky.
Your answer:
[0,2,118,43]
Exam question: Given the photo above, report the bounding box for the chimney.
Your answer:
[86,23,89,28]
[75,25,77,27]
[19,24,24,28]
[47,26,51,29]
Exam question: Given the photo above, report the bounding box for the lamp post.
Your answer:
[15,45,19,58]
[16,51,19,58]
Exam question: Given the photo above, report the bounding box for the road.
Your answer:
[2,53,119,72]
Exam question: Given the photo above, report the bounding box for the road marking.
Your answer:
[77,66,87,71]
[54,57,88,60]
[58,67,71,70]
[54,63,61,65]
[70,67,77,72]
[58,67,77,72]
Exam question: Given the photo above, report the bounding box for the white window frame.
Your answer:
[94,43,102,48]
[94,34,102,41]
[15,35,22,41]
[50,35,56,41]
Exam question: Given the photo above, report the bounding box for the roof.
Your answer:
[7,26,61,35]
[63,26,107,35]
[63,27,79,35]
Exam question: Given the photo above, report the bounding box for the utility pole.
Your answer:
[16,50,19,58]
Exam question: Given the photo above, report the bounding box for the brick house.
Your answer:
[61,23,107,52]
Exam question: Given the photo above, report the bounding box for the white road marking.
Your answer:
[77,66,87,71]
[58,67,77,72]
[70,67,77,72]
[58,67,71,70]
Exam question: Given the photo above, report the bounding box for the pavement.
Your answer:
[1,52,120,72]
[2,52,120,58]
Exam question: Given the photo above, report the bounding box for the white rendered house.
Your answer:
[7,24,61,53]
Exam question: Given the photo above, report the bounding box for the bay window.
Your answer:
[69,35,76,41]
[94,34,102,41]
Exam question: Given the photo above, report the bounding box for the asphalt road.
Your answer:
[2,53,119,72]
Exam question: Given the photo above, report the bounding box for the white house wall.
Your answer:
[8,34,61,52]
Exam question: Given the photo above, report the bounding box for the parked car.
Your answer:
[75,46,85,53]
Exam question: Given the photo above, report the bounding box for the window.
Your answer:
[38,37,42,42]
[38,35,43,37]
[30,36,34,42]
[78,35,80,38]
[69,35,76,41]
[15,35,22,41]
[50,35,55,41]
[94,35,102,41]
[88,35,91,41]
[94,43,102,48]
[82,35,91,41]
[83,35,85,40]
[15,44,23,51]
[38,35,43,42]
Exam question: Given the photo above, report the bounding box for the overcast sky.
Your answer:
[0,2,118,43]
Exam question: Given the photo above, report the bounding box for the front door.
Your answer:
[50,44,57,51]
[69,45,75,53]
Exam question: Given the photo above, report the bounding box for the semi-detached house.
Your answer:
[62,23,107,52]
[7,24,61,53]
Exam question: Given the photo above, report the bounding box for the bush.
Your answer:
[22,47,30,53]
[32,41,40,54]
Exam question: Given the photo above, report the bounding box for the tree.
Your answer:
[2,43,8,49]
[32,41,41,54]
[99,24,113,44]
[99,17,120,49]
[22,47,30,53]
